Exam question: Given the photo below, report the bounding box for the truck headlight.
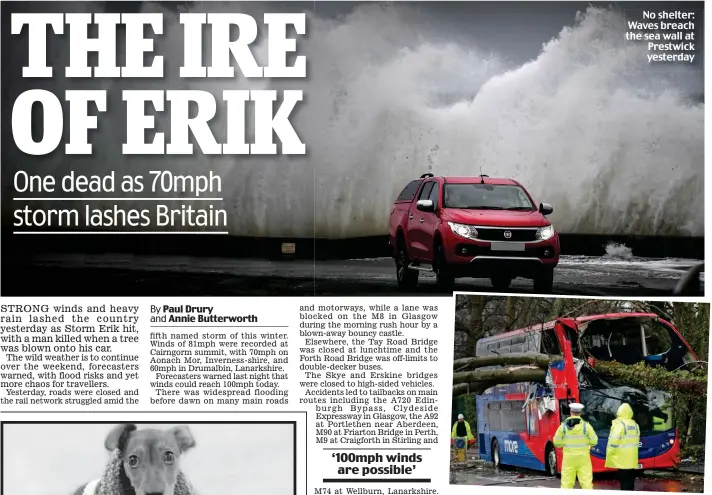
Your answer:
[448,222,478,240]
[536,225,555,241]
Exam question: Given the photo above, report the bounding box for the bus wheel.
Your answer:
[545,444,557,477]
[492,439,501,469]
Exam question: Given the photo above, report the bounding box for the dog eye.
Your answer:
[164,451,175,464]
[128,455,140,468]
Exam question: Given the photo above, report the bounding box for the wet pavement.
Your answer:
[4,252,704,296]
[452,461,705,492]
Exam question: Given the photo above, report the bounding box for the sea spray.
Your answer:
[604,242,634,259]
[2,4,703,237]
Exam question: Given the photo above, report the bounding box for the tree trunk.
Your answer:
[454,366,547,385]
[550,298,566,318]
[685,408,694,446]
[466,295,485,356]
[451,353,707,398]
[453,352,561,371]
[453,366,547,396]
[506,297,516,328]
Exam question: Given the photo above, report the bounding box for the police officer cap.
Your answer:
[458,414,464,419]
[569,403,584,412]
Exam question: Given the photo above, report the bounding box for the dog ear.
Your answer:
[169,425,196,452]
[105,424,137,452]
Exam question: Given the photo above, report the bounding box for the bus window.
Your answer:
[488,402,502,430]
[622,324,643,348]
[510,336,525,353]
[649,390,675,431]
[525,331,540,352]
[559,400,572,422]
[608,328,644,364]
[581,320,646,364]
[513,402,527,431]
[644,321,673,355]
[487,401,527,431]
[541,329,561,354]
[579,388,674,435]
[527,403,539,436]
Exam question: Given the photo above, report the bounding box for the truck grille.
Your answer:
[475,227,538,242]
[456,244,556,259]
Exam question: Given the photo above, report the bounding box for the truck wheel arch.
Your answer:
[397,228,407,247]
[395,228,408,258]
[432,232,444,258]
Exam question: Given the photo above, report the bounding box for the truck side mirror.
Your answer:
[539,203,553,216]
[416,199,435,212]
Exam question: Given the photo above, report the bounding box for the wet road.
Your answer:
[4,253,704,296]
[453,465,704,492]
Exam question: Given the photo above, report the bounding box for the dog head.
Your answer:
[105,424,196,495]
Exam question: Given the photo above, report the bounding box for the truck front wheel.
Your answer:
[491,276,512,291]
[434,242,455,292]
[533,268,554,293]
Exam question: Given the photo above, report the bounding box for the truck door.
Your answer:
[420,182,441,260]
[407,181,435,260]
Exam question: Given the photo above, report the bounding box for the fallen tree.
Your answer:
[452,353,708,399]
[453,352,562,371]
[453,353,554,397]
[594,361,707,397]
[453,366,547,395]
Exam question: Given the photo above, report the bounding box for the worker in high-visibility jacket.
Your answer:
[553,402,598,489]
[451,414,475,447]
[605,403,640,491]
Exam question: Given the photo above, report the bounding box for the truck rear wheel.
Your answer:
[396,239,419,289]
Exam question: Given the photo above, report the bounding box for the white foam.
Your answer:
[604,242,634,259]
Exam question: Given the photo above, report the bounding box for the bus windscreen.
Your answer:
[579,387,674,436]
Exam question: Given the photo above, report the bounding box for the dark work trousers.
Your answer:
[618,469,635,491]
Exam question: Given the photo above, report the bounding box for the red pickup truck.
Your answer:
[388,174,560,292]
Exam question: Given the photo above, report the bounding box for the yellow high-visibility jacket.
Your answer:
[605,403,640,469]
[451,420,474,443]
[553,416,598,458]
